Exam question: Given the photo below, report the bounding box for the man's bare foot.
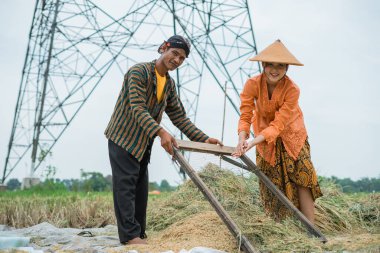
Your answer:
[127,237,147,245]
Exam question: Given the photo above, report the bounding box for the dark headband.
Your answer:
[158,35,191,57]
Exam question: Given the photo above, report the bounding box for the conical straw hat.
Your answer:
[249,39,303,66]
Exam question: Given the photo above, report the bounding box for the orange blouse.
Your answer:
[238,73,307,166]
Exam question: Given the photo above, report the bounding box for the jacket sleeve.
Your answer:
[165,80,209,142]
[260,85,300,143]
[238,79,257,136]
[127,65,162,139]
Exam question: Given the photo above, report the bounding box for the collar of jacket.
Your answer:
[150,59,171,88]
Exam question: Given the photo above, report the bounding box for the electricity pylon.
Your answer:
[2,0,260,183]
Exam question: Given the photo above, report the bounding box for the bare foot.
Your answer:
[127,237,147,245]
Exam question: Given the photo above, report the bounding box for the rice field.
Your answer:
[1,164,379,252]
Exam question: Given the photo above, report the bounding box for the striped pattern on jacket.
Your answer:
[104,60,209,161]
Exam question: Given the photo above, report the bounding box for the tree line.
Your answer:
[5,168,176,192]
[4,169,379,193]
[319,176,380,193]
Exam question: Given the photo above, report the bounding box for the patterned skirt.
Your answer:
[256,138,323,220]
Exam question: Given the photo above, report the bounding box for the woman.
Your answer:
[234,40,322,223]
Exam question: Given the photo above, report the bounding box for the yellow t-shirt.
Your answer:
[155,68,166,103]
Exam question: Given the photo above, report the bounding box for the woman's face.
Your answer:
[263,62,288,85]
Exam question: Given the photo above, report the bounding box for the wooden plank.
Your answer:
[176,139,235,156]
[221,155,328,243]
[173,148,259,253]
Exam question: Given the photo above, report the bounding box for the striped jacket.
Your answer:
[104,60,209,161]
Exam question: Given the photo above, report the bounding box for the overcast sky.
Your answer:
[0,0,379,185]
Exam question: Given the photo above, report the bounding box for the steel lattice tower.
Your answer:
[2,0,260,183]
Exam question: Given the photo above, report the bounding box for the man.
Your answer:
[104,35,222,245]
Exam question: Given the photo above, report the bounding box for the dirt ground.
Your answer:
[108,211,237,253]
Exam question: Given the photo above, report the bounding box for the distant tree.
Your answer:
[340,178,356,193]
[61,179,71,189]
[70,179,82,192]
[160,179,174,192]
[60,179,80,191]
[6,178,21,190]
[373,178,380,192]
[326,175,380,193]
[149,182,160,191]
[80,169,110,192]
[32,165,67,191]
[105,175,112,188]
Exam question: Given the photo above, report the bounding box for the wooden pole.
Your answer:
[173,148,259,253]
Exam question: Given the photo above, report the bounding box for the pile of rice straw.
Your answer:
[147,163,380,252]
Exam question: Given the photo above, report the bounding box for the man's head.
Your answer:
[158,35,191,57]
[156,35,191,72]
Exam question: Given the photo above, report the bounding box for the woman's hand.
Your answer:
[244,139,258,153]
[232,134,265,157]
[232,131,248,157]
[233,139,248,157]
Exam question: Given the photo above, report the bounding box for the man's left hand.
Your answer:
[205,138,223,146]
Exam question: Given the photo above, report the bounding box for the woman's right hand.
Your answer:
[232,131,248,157]
[233,134,265,157]
[232,137,248,157]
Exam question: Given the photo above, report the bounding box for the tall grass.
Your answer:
[0,191,114,228]
[0,189,169,229]
[1,164,379,252]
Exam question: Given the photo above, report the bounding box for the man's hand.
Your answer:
[205,137,223,146]
[157,128,178,155]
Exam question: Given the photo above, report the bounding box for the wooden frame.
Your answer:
[175,139,327,245]
[173,148,259,253]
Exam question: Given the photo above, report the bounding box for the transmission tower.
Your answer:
[2,0,260,183]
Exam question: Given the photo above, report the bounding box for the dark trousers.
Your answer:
[108,139,151,243]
